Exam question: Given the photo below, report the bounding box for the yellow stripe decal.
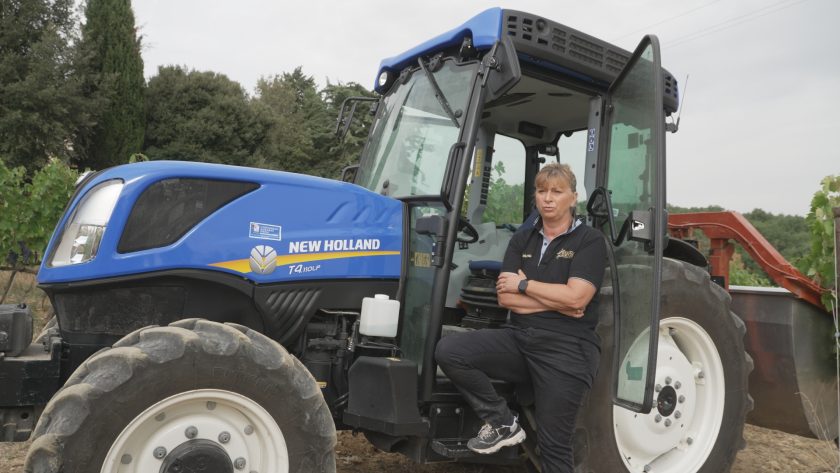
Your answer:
[209,250,400,274]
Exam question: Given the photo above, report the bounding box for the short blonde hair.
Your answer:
[535,162,577,193]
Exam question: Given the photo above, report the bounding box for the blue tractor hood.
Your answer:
[38,161,403,285]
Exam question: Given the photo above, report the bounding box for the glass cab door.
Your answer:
[354,58,479,373]
[602,36,667,413]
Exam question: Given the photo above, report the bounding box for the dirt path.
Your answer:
[1,425,837,472]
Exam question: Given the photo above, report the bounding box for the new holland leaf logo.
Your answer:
[249,245,277,275]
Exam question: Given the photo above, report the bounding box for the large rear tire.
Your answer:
[574,258,753,473]
[24,318,336,473]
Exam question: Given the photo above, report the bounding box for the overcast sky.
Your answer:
[130,0,838,216]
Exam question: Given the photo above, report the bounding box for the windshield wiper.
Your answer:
[417,57,461,128]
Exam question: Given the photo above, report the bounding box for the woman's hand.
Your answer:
[497,270,527,294]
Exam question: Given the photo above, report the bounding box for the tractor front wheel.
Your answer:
[24,319,336,473]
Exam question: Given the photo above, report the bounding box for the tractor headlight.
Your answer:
[50,179,123,267]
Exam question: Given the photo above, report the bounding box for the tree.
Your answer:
[144,66,268,166]
[321,80,377,176]
[743,208,809,274]
[77,0,145,170]
[252,68,332,175]
[250,71,319,174]
[0,0,99,171]
[252,68,376,179]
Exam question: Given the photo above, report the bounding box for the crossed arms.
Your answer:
[496,269,597,319]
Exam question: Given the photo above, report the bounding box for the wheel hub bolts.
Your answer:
[219,431,231,444]
[674,381,681,389]
[244,425,254,435]
[655,384,662,392]
[679,395,685,403]
[665,376,672,385]
[185,426,198,439]
[153,446,167,459]
[655,414,662,423]
[675,411,682,419]
[687,437,694,445]
[664,419,672,427]
[234,457,247,470]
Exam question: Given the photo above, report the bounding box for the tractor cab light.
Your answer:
[378,71,390,89]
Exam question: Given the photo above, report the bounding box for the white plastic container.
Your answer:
[360,294,400,338]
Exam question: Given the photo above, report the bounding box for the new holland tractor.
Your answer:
[0,8,753,472]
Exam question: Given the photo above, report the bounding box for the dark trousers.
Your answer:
[435,326,599,473]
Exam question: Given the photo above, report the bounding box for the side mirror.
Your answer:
[340,164,359,183]
[335,97,379,141]
[415,215,448,268]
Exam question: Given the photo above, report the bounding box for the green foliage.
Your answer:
[250,69,323,174]
[0,162,27,263]
[321,81,377,176]
[484,161,524,224]
[0,0,101,171]
[78,0,145,170]
[729,252,772,286]
[0,159,78,267]
[667,204,725,214]
[801,175,839,311]
[144,66,269,166]
[250,68,375,179]
[144,66,375,179]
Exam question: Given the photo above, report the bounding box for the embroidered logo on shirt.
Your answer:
[522,253,533,259]
[556,249,575,259]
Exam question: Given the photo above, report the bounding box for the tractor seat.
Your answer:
[459,260,507,329]
[468,260,503,275]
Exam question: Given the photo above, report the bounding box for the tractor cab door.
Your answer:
[599,36,667,413]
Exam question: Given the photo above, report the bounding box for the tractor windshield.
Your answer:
[356,59,477,198]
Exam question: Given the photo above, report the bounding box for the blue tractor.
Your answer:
[0,8,751,473]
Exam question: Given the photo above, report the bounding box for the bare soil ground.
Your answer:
[2,270,839,472]
[1,426,838,472]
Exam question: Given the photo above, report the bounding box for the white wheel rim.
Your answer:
[101,389,288,473]
[613,317,725,473]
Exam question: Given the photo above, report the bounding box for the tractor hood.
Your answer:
[38,161,403,284]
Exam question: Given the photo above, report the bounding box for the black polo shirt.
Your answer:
[501,218,607,347]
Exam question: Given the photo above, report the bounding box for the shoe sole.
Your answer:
[468,428,527,455]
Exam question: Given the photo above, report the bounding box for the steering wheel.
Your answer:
[457,216,479,244]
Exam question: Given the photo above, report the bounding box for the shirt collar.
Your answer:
[537,215,582,239]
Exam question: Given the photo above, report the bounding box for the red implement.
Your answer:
[668,211,827,311]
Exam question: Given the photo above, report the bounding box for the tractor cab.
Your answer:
[344,7,676,458]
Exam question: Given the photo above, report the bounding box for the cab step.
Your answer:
[430,439,476,458]
[431,438,522,459]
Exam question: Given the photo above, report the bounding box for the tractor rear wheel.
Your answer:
[24,318,336,473]
[574,258,753,473]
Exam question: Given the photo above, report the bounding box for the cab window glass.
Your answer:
[483,134,525,226]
